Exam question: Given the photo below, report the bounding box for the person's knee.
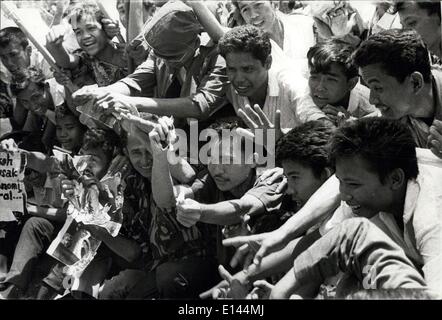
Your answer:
[99,269,153,300]
[22,217,54,237]
[156,259,219,299]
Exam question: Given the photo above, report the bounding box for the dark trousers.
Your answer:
[1,217,61,291]
[99,257,220,299]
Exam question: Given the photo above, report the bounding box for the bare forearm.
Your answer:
[134,97,203,118]
[152,153,176,209]
[246,229,321,283]
[104,81,133,96]
[246,238,300,282]
[188,1,227,42]
[279,175,340,241]
[169,158,196,184]
[200,200,251,226]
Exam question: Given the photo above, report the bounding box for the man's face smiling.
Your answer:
[360,63,415,119]
[73,15,108,57]
[237,1,276,34]
[335,155,398,219]
[126,132,153,179]
[225,51,270,98]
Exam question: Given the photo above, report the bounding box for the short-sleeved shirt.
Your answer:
[119,34,229,120]
[227,66,309,129]
[296,82,380,124]
[122,172,216,271]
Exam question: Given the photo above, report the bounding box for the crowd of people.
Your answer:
[0,0,441,300]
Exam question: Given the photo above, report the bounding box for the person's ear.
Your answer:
[26,45,32,57]
[265,55,272,70]
[321,167,334,181]
[347,76,358,91]
[387,168,406,190]
[409,72,424,94]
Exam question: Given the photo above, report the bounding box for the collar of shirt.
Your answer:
[267,67,281,98]
[375,162,442,266]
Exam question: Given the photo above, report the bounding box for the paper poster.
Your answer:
[46,211,102,279]
[46,155,130,280]
[0,151,26,221]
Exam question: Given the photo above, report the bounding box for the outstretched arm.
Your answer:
[185,1,228,43]
[223,175,340,265]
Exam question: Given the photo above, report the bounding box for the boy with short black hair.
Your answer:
[352,29,442,158]
[270,118,442,299]
[0,27,54,133]
[46,2,128,88]
[218,25,309,132]
[275,121,334,211]
[149,118,285,271]
[297,39,379,126]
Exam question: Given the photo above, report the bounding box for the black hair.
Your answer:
[206,116,252,155]
[276,121,334,178]
[219,25,271,66]
[352,29,431,83]
[68,3,105,28]
[82,127,121,159]
[54,105,83,124]
[308,39,358,79]
[0,27,29,49]
[231,1,275,10]
[329,117,419,183]
[207,116,246,134]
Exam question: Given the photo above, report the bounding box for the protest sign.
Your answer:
[0,151,26,221]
